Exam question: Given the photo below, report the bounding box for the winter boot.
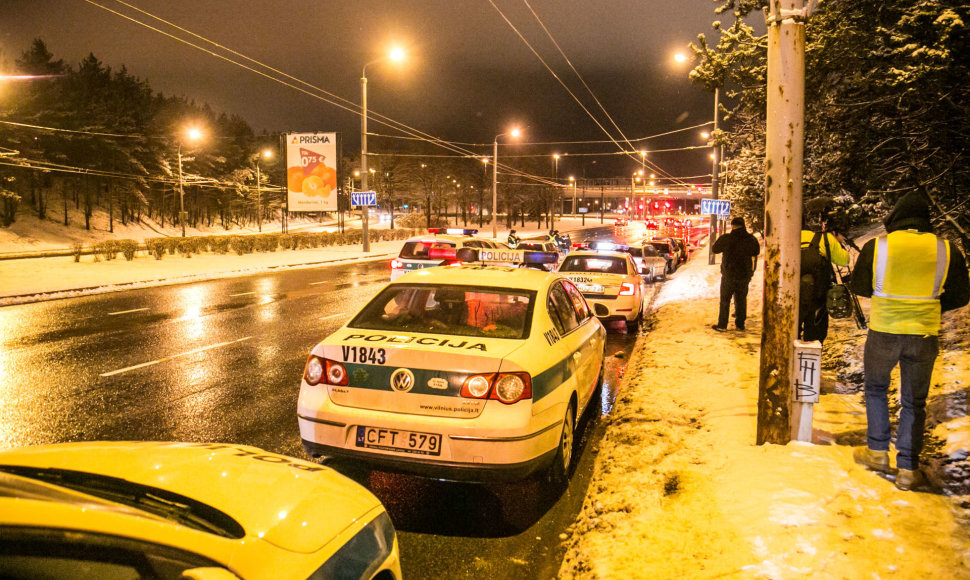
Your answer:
[852,446,892,474]
[895,469,925,492]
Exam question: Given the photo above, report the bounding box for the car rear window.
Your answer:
[399,240,456,260]
[649,242,671,253]
[517,242,547,251]
[626,247,642,258]
[349,284,536,339]
[559,256,627,274]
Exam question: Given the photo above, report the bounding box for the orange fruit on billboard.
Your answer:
[287,166,305,192]
[302,175,327,197]
[311,163,337,189]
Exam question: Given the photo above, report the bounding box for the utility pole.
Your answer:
[757,0,808,445]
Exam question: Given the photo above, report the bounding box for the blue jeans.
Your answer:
[863,329,939,470]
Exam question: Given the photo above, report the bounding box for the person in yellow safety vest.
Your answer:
[850,191,969,491]
[798,220,851,344]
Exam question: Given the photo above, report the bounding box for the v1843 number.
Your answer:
[342,346,386,364]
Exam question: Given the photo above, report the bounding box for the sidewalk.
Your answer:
[558,254,970,578]
[0,218,605,305]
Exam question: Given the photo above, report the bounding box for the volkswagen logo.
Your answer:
[390,368,415,393]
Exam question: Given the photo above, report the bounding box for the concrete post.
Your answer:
[757,0,807,445]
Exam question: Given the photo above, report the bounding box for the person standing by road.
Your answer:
[851,191,969,491]
[507,229,520,248]
[711,216,761,332]
[798,217,850,343]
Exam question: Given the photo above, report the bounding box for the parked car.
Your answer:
[391,228,505,280]
[557,250,646,331]
[299,251,606,488]
[648,239,678,274]
[0,442,402,580]
[630,244,670,281]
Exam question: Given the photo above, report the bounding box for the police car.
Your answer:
[585,241,666,282]
[298,249,606,486]
[391,228,505,280]
[557,249,645,330]
[0,441,401,580]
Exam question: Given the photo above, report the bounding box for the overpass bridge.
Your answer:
[559,177,714,216]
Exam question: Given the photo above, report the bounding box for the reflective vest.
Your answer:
[870,230,950,335]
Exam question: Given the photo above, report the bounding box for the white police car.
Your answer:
[298,249,606,486]
[390,228,505,280]
[0,441,401,580]
[557,249,646,330]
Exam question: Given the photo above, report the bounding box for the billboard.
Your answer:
[285,132,338,212]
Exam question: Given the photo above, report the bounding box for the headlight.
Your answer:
[305,356,324,385]
[313,511,396,580]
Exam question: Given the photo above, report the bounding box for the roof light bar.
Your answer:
[456,248,559,265]
[427,228,478,235]
[589,241,629,252]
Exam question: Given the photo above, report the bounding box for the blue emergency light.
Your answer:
[455,248,559,265]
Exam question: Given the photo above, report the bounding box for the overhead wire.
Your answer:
[89,0,554,187]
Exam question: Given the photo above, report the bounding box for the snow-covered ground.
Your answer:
[558,246,970,578]
[2,212,968,577]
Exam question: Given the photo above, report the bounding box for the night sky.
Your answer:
[1,0,725,182]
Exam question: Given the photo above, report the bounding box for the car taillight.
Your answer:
[391,259,403,269]
[325,359,348,386]
[619,282,636,296]
[304,356,324,385]
[461,372,532,404]
[304,356,348,386]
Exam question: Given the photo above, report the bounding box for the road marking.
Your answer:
[230,291,256,297]
[310,274,388,287]
[100,336,253,377]
[320,313,347,321]
[108,308,149,316]
[309,281,328,286]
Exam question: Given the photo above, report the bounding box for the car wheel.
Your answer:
[627,305,643,332]
[658,265,667,281]
[547,403,576,488]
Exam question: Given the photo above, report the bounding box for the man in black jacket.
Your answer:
[711,217,761,331]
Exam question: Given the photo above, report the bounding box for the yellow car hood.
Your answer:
[0,441,382,554]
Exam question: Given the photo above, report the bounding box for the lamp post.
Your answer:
[177,126,203,237]
[568,175,576,216]
[255,149,272,232]
[491,127,521,239]
[552,153,561,225]
[361,47,404,252]
[707,89,721,265]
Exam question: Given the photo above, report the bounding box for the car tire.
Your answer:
[658,266,667,281]
[627,305,643,332]
[547,403,576,488]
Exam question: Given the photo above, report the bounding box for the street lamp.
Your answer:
[492,127,521,239]
[255,148,272,232]
[361,47,405,252]
[177,126,203,237]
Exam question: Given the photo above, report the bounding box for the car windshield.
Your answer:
[559,255,627,274]
[399,240,456,260]
[349,284,535,339]
[649,242,670,253]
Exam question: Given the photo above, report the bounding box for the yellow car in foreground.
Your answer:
[0,441,401,580]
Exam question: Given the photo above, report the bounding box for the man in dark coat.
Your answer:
[711,216,761,331]
[851,191,969,491]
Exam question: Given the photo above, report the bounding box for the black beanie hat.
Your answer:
[731,217,745,228]
[884,191,932,233]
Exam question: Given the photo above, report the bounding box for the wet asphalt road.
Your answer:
[0,224,657,579]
